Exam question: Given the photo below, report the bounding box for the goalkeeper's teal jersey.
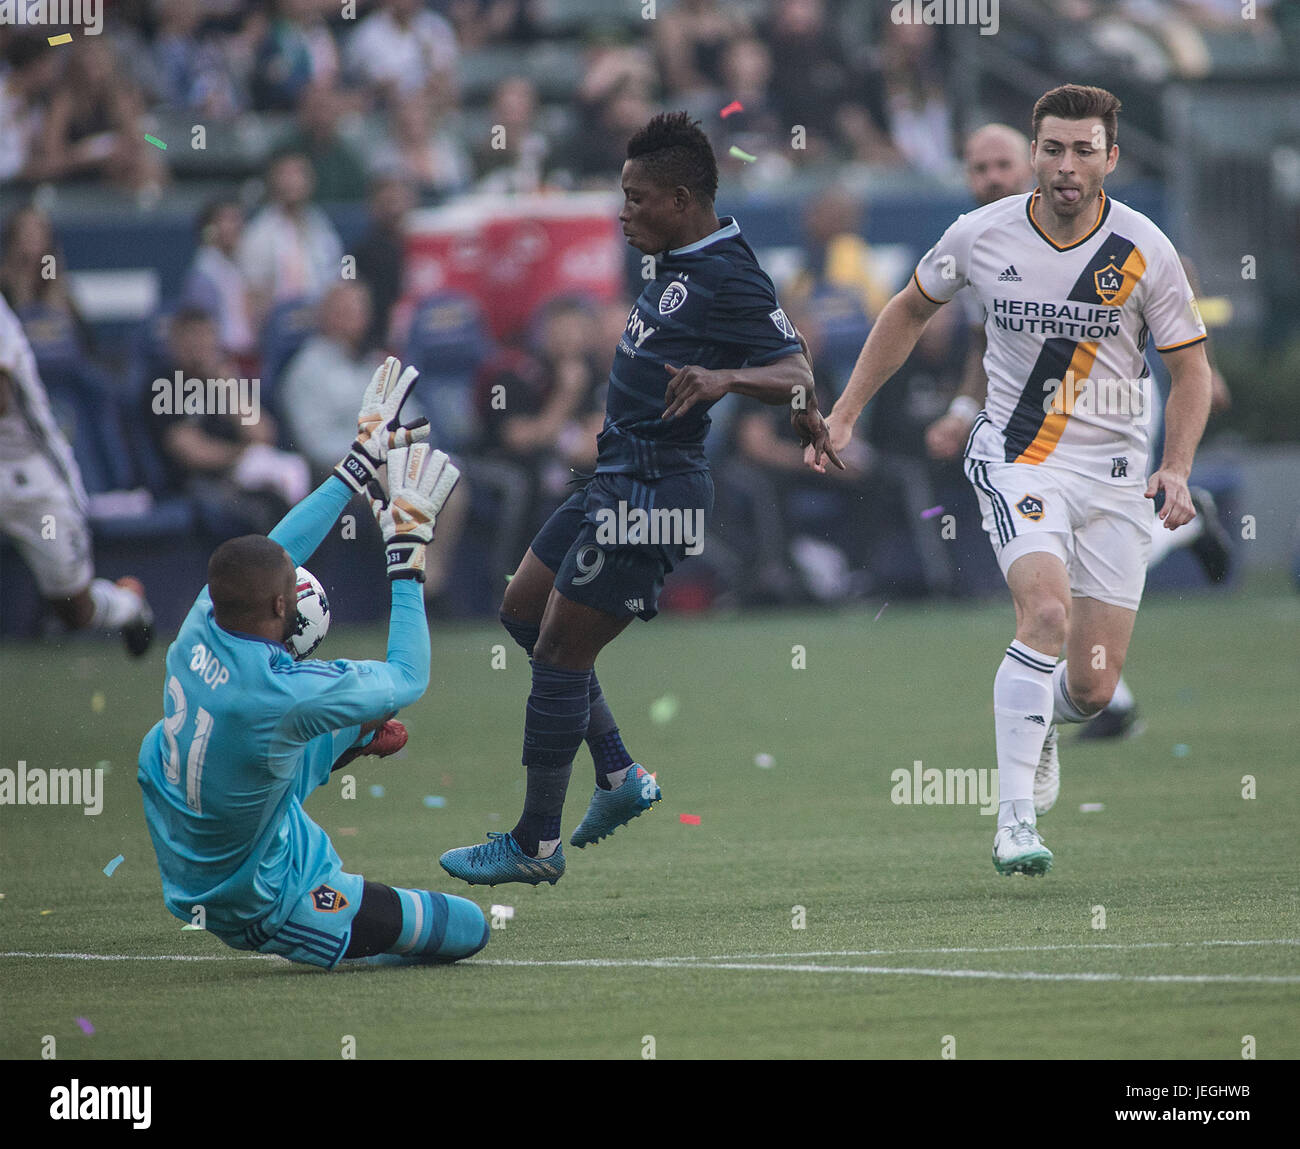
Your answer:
[137,477,429,936]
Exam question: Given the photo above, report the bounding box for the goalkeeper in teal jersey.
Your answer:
[138,359,487,969]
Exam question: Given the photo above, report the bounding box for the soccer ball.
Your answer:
[287,566,331,660]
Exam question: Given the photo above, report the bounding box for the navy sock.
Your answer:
[513,659,589,854]
[587,670,633,789]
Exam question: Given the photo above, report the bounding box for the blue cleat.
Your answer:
[439,831,565,887]
[570,764,661,849]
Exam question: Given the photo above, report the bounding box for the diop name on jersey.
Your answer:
[1042,372,1150,424]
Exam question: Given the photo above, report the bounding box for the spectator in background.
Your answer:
[713,37,790,183]
[278,281,382,478]
[353,175,416,352]
[370,89,473,200]
[238,148,344,326]
[153,0,245,121]
[474,298,605,544]
[475,77,548,194]
[251,0,339,112]
[550,50,655,187]
[785,189,895,322]
[880,20,956,177]
[38,36,169,198]
[446,0,543,50]
[654,0,751,103]
[760,0,894,163]
[286,79,370,202]
[144,308,310,535]
[0,206,95,361]
[0,35,62,184]
[347,0,458,108]
[180,198,258,370]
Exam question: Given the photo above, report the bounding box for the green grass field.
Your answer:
[2,583,1297,1060]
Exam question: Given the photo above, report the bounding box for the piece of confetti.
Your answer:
[729,145,757,163]
[337,827,358,836]
[920,505,945,519]
[1172,744,1189,758]
[40,909,55,915]
[679,813,701,825]
[91,692,105,713]
[1079,803,1105,813]
[48,33,72,46]
[180,923,205,930]
[754,753,775,769]
[75,1018,94,1035]
[102,854,124,877]
[719,100,744,118]
[649,695,679,725]
[489,904,515,920]
[369,784,385,798]
[873,602,889,622]
[144,134,167,151]
[423,795,446,808]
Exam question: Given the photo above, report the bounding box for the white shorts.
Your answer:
[0,453,93,597]
[964,457,1152,610]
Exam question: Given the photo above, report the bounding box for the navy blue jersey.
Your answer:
[599,217,802,479]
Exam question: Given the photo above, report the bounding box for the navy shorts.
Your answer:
[530,471,714,620]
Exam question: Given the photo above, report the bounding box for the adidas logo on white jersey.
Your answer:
[997,265,1023,282]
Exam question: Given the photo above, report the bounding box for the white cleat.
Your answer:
[992,820,1053,876]
[1033,724,1060,815]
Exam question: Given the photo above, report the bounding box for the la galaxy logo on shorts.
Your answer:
[310,884,349,912]
[769,308,796,339]
[659,282,689,315]
[1094,263,1124,305]
[1016,494,1046,521]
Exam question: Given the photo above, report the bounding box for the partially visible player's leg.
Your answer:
[342,880,489,966]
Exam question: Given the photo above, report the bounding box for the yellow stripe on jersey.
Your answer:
[1155,333,1208,353]
[1105,246,1147,309]
[1014,340,1100,465]
[912,269,945,305]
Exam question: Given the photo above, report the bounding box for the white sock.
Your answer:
[535,838,560,859]
[994,641,1057,824]
[88,578,144,629]
[1051,661,1093,724]
[997,799,1037,830]
[1147,513,1203,569]
[1108,674,1135,713]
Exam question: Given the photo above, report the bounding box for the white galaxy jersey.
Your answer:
[0,296,86,508]
[914,190,1206,482]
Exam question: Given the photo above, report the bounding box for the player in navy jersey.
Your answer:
[441,112,841,886]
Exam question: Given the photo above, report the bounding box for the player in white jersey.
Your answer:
[0,295,153,653]
[807,85,1213,875]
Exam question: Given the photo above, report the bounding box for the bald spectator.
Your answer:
[238,148,344,325]
[279,282,384,477]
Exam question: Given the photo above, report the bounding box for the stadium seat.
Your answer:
[404,292,495,452]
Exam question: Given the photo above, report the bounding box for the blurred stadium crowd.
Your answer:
[1,0,1293,628]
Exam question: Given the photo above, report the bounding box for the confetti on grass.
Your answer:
[423,795,446,808]
[754,753,775,769]
[181,923,205,930]
[48,34,72,46]
[719,100,744,118]
[75,1018,94,1035]
[649,695,679,725]
[91,692,105,712]
[337,827,358,836]
[369,784,385,798]
[102,854,124,877]
[679,813,701,825]
[729,146,757,163]
[1172,744,1189,758]
[920,505,945,519]
[144,134,167,151]
[1079,803,1105,813]
[489,904,515,920]
[873,602,889,622]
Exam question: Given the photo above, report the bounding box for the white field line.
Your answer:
[694,939,1300,960]
[0,951,281,962]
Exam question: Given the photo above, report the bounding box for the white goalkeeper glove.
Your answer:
[334,356,430,496]
[370,444,460,581]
